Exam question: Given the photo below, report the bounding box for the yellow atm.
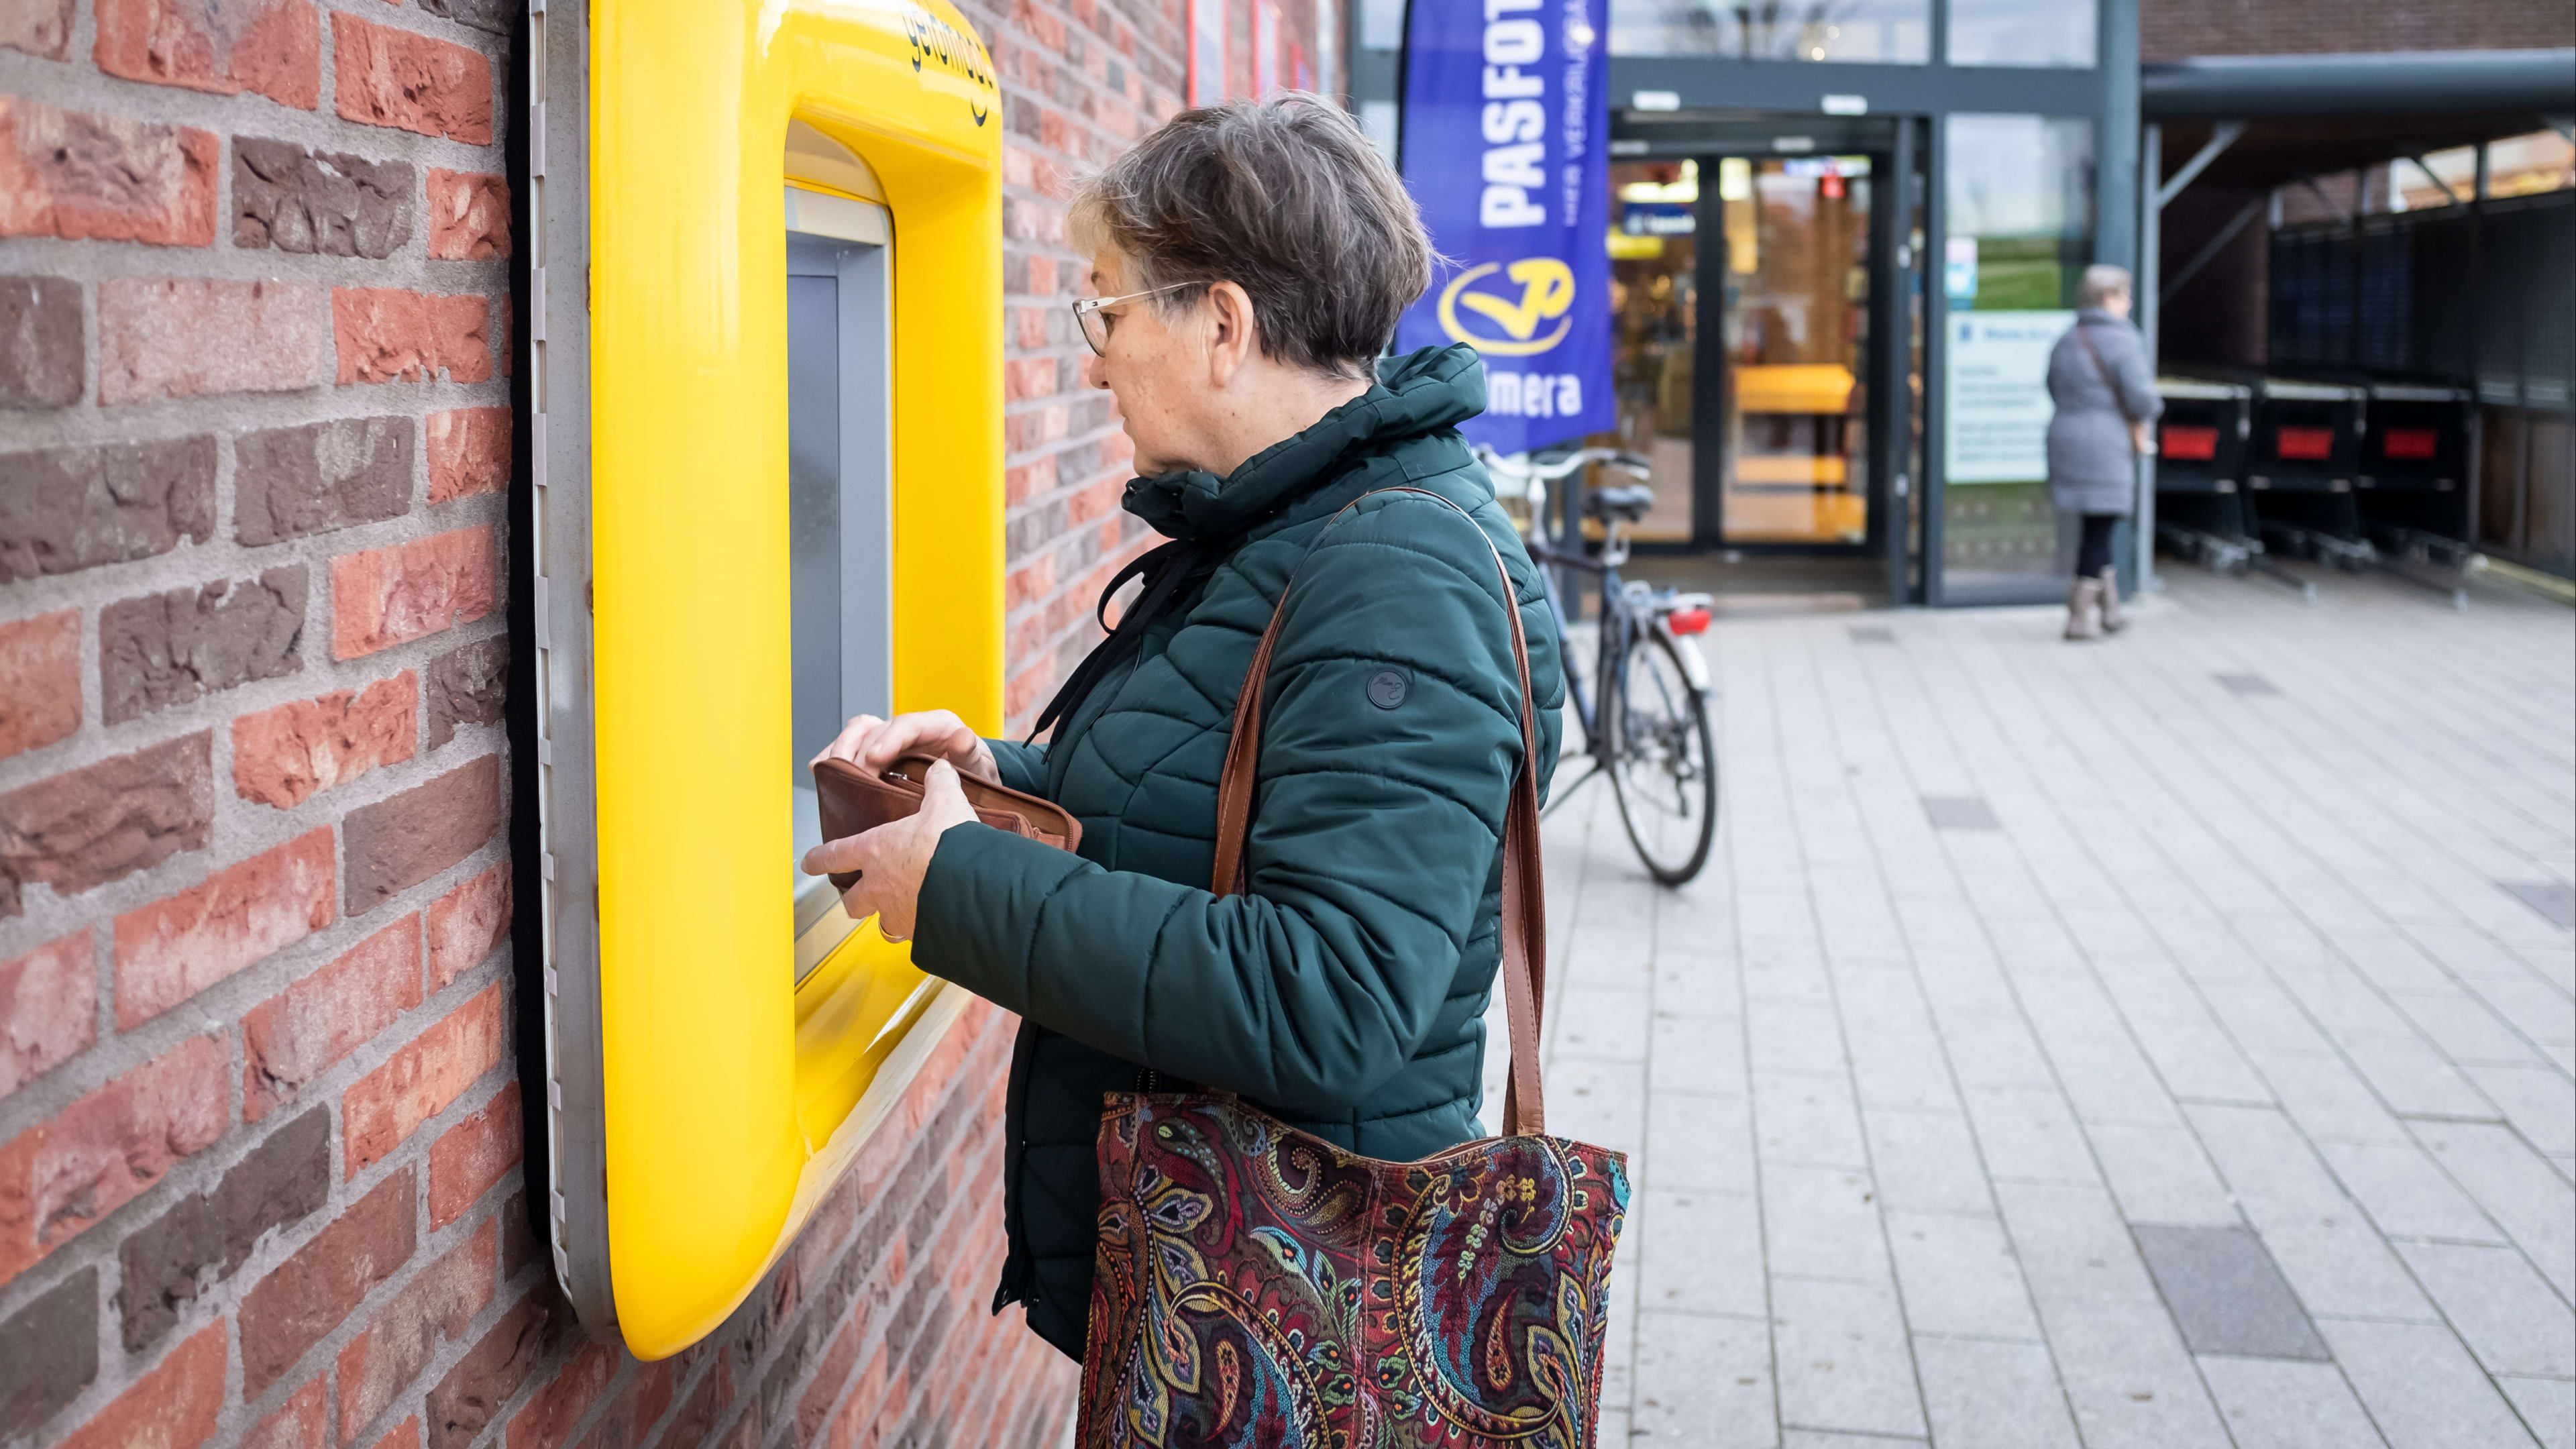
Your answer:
[524,0,1003,1356]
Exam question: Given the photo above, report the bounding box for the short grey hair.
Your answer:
[1069,95,1432,381]
[2080,264,2133,307]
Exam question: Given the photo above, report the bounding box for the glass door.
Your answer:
[1606,158,1703,543]
[1716,155,1875,546]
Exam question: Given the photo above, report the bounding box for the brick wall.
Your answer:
[953,0,1187,735]
[2139,0,2575,62]
[0,0,1183,1438]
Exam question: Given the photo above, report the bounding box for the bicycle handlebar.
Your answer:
[1474,445,1652,483]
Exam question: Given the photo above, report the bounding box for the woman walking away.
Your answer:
[799,95,1566,1364]
[2045,264,2163,640]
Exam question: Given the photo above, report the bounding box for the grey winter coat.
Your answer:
[2043,308,2163,515]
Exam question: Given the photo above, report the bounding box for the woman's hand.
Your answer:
[810,709,999,783]
[800,759,979,941]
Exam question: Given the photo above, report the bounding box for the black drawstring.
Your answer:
[1024,538,1222,745]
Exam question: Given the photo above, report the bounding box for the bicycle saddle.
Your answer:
[1587,484,1657,521]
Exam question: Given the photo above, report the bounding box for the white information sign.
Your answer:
[1944,309,2072,484]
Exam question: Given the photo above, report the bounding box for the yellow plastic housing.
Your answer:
[588,0,1002,1358]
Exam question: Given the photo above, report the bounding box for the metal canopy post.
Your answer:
[2137,121,2161,593]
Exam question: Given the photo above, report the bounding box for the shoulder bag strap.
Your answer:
[2074,323,2149,456]
[1209,487,1551,1137]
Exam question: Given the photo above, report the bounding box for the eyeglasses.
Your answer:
[1070,282,1197,357]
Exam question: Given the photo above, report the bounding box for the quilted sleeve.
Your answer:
[914,494,1558,1116]
[982,737,1050,796]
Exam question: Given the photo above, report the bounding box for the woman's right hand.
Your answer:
[810,710,1000,784]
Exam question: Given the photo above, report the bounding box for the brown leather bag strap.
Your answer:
[1210,487,1551,1137]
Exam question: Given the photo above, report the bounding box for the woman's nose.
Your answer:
[1083,354,1109,390]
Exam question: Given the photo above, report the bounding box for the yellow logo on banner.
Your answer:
[1438,258,1576,356]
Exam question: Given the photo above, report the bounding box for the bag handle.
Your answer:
[1210,488,1552,1137]
[2074,322,2152,457]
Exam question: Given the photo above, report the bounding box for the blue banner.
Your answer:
[1395,0,1612,453]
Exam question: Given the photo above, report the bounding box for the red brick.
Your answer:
[343,983,504,1177]
[0,730,213,918]
[58,1323,223,1449]
[331,14,493,144]
[371,1419,422,1449]
[336,1218,494,1441]
[0,930,92,1098]
[0,610,78,760]
[0,0,74,58]
[425,170,508,260]
[427,1292,552,1449]
[0,97,216,246]
[426,407,511,504]
[111,827,334,1029]
[332,287,492,386]
[427,1081,517,1228]
[233,672,419,810]
[239,1168,415,1395]
[331,526,496,659]
[97,278,331,404]
[93,0,320,109]
[504,1341,613,1449]
[241,913,424,1122]
[0,1034,225,1285]
[343,755,501,914]
[242,1377,327,1449]
[426,863,508,989]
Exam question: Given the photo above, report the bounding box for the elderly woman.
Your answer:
[2046,264,2163,640]
[799,96,1564,1362]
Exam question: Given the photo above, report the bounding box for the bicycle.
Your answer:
[1477,444,1720,885]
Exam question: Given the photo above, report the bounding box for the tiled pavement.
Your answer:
[1496,570,2576,1448]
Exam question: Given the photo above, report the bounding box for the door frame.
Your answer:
[1622,130,1912,567]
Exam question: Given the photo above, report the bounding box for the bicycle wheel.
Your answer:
[1605,625,1717,884]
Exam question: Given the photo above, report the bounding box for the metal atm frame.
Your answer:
[521,0,1004,1358]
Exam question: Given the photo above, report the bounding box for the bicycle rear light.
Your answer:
[1666,606,1711,635]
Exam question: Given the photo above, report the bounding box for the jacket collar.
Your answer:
[1120,343,1487,543]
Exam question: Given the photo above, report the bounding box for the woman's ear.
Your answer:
[1202,280,1259,388]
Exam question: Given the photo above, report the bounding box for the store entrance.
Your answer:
[1601,128,1920,595]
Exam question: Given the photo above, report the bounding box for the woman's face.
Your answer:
[2099,287,2132,319]
[1085,249,1207,476]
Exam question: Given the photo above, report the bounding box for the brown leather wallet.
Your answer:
[810,754,1082,890]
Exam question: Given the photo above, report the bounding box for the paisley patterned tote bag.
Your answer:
[1077,488,1631,1449]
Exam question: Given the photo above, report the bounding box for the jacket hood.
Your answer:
[1121,343,1487,542]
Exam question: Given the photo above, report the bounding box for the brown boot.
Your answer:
[2064,578,2102,641]
[2096,567,2126,633]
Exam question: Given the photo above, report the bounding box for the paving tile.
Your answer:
[1554,987,1652,1061]
[2187,1104,2353,1228]
[1633,1187,1767,1318]
[2316,1138,2507,1243]
[1755,1073,1871,1169]
[1763,1166,1889,1282]
[1924,794,2001,831]
[1939,1012,2060,1089]
[1642,1091,1756,1191]
[1550,1055,1648,1157]
[1994,1182,2163,1309]
[2053,1036,2187,1128]
[2130,1018,2275,1104]
[2259,1053,2412,1144]
[1631,1310,1775,1446]
[2501,881,2576,930]
[2215,672,2280,696]
[1749,998,1849,1075]
[2390,990,2545,1066]
[2412,1120,2576,1298]
[1772,1277,1927,1440]
[1912,1336,2080,1449]
[2035,1299,2235,1449]
[2497,1376,2575,1449]
[2088,1122,2241,1226]
[2462,1063,2576,1157]
[2395,1241,2576,1379]
[1885,1212,2042,1340]
[2195,1355,2391,1449]
[2343,1034,2501,1120]
[1864,1110,1994,1216]
[1966,1086,2100,1185]
[2200,980,2338,1059]
[2255,1218,2438,1322]
[1847,1025,1964,1114]
[1648,1012,1748,1094]
[2132,1224,2328,1360]
[2317,1318,2544,1449]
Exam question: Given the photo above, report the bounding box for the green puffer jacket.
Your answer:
[911,343,1564,1360]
